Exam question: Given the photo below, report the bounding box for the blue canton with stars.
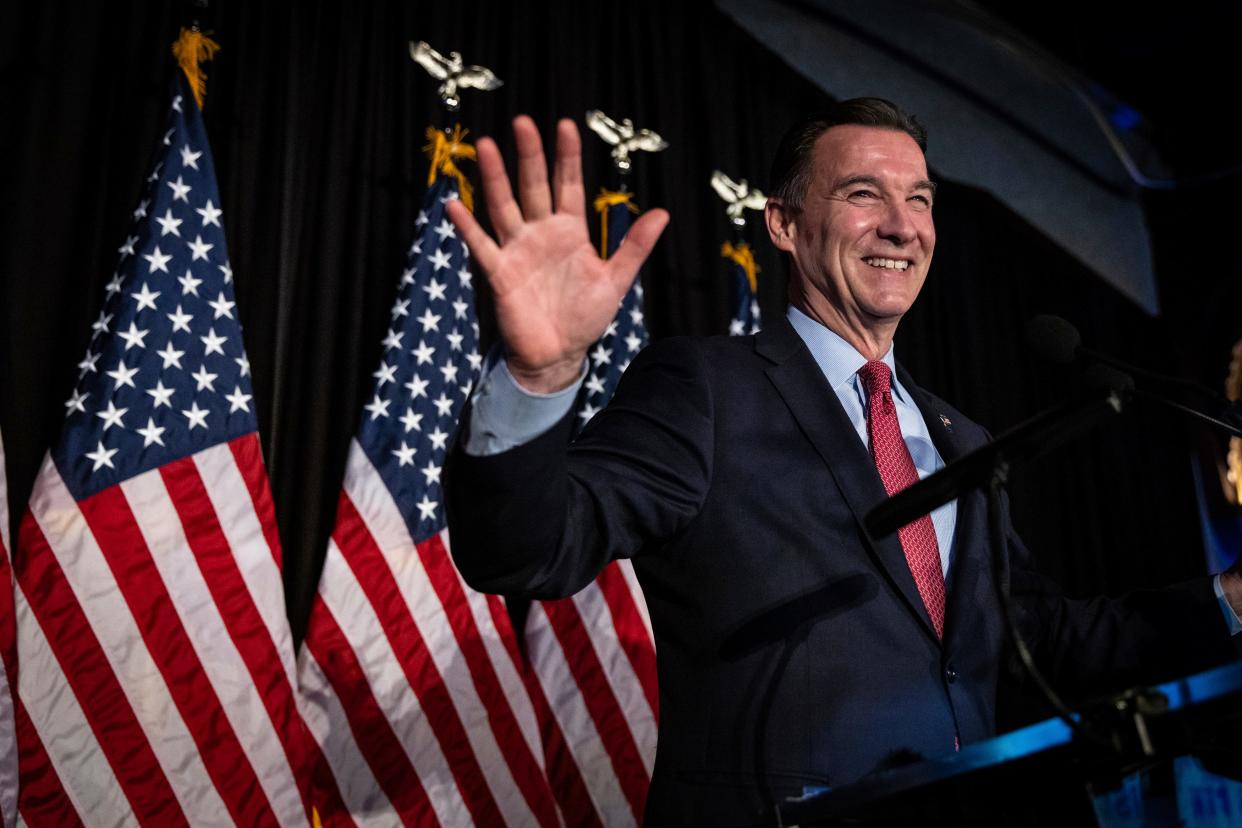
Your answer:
[355,175,481,542]
[573,201,648,434]
[56,75,254,502]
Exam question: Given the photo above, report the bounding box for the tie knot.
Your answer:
[858,360,892,398]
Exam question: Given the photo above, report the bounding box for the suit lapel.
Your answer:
[757,320,940,644]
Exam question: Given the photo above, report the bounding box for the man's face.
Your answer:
[770,124,936,348]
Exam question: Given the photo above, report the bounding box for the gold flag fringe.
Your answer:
[593,189,639,258]
[721,241,760,293]
[423,125,477,212]
[171,27,220,110]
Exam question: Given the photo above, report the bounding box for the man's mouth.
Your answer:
[862,257,910,271]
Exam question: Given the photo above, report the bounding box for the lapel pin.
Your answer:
[939,413,953,431]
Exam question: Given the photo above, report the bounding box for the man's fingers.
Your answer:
[514,115,553,220]
[552,118,586,220]
[607,208,669,288]
[445,199,500,276]
[477,136,523,243]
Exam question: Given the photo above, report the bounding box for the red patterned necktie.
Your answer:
[858,360,946,639]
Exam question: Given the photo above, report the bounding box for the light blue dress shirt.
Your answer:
[463,308,1240,632]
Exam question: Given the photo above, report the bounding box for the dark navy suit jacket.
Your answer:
[446,317,1233,825]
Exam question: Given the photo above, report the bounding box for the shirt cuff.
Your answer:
[1213,573,1242,636]
[463,349,586,456]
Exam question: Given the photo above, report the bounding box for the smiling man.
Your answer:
[444,98,1240,826]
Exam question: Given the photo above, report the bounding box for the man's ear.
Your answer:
[765,198,796,253]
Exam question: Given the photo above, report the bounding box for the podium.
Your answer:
[777,660,1242,826]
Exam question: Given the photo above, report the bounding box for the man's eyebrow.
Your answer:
[913,179,937,195]
[829,175,938,195]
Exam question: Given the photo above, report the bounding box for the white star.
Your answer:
[118,235,138,257]
[187,235,214,261]
[446,330,463,351]
[162,127,175,145]
[400,266,416,286]
[432,392,454,417]
[415,495,438,522]
[131,283,161,311]
[147,380,175,408]
[382,329,403,351]
[178,269,203,296]
[585,374,606,396]
[392,442,417,466]
[117,322,149,350]
[433,219,456,241]
[423,278,447,301]
[182,402,209,430]
[391,298,410,318]
[605,321,618,338]
[428,248,452,272]
[440,190,459,204]
[591,344,612,366]
[417,309,441,332]
[218,262,233,283]
[167,175,192,202]
[405,375,429,399]
[364,394,390,420]
[64,389,88,415]
[410,239,423,256]
[96,400,128,431]
[147,163,163,183]
[625,332,644,353]
[400,408,423,433]
[167,304,193,332]
[729,318,746,336]
[172,95,182,112]
[235,354,251,376]
[634,283,644,299]
[420,460,442,486]
[451,298,469,320]
[428,427,449,451]
[439,361,459,385]
[91,311,113,338]
[107,361,139,389]
[619,359,632,373]
[578,402,599,423]
[200,327,228,356]
[415,210,429,228]
[196,199,222,227]
[191,365,218,391]
[373,362,397,386]
[157,342,185,369]
[412,340,436,365]
[226,385,252,413]
[133,198,150,220]
[105,273,124,295]
[86,440,118,471]
[466,351,483,371]
[179,144,202,170]
[457,267,472,289]
[629,308,644,325]
[143,246,172,274]
[156,209,183,237]
[137,417,166,447]
[208,292,235,319]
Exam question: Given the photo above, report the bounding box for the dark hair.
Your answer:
[769,98,927,210]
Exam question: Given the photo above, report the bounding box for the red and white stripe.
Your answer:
[527,561,659,827]
[298,440,561,827]
[0,431,17,828]
[13,435,311,826]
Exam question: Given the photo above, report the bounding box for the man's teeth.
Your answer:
[863,257,909,271]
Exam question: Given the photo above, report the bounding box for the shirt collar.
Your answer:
[785,306,904,400]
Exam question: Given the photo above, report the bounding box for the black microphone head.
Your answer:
[1026,315,1081,364]
[1084,363,1135,395]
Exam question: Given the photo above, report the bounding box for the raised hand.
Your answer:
[446,116,669,393]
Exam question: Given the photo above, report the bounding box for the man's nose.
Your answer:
[876,201,917,246]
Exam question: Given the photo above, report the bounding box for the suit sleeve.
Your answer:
[444,337,714,599]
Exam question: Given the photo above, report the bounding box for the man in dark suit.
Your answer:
[444,99,1241,825]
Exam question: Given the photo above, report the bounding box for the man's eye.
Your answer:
[910,195,932,208]
[848,190,877,200]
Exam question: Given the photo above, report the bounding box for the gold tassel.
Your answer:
[423,125,477,212]
[170,27,221,110]
[721,241,760,294]
[593,189,639,258]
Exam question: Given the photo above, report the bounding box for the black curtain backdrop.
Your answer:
[2,1,1234,664]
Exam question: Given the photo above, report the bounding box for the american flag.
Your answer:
[11,74,312,826]
[297,171,567,826]
[723,241,761,336]
[0,431,15,828]
[520,192,659,827]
